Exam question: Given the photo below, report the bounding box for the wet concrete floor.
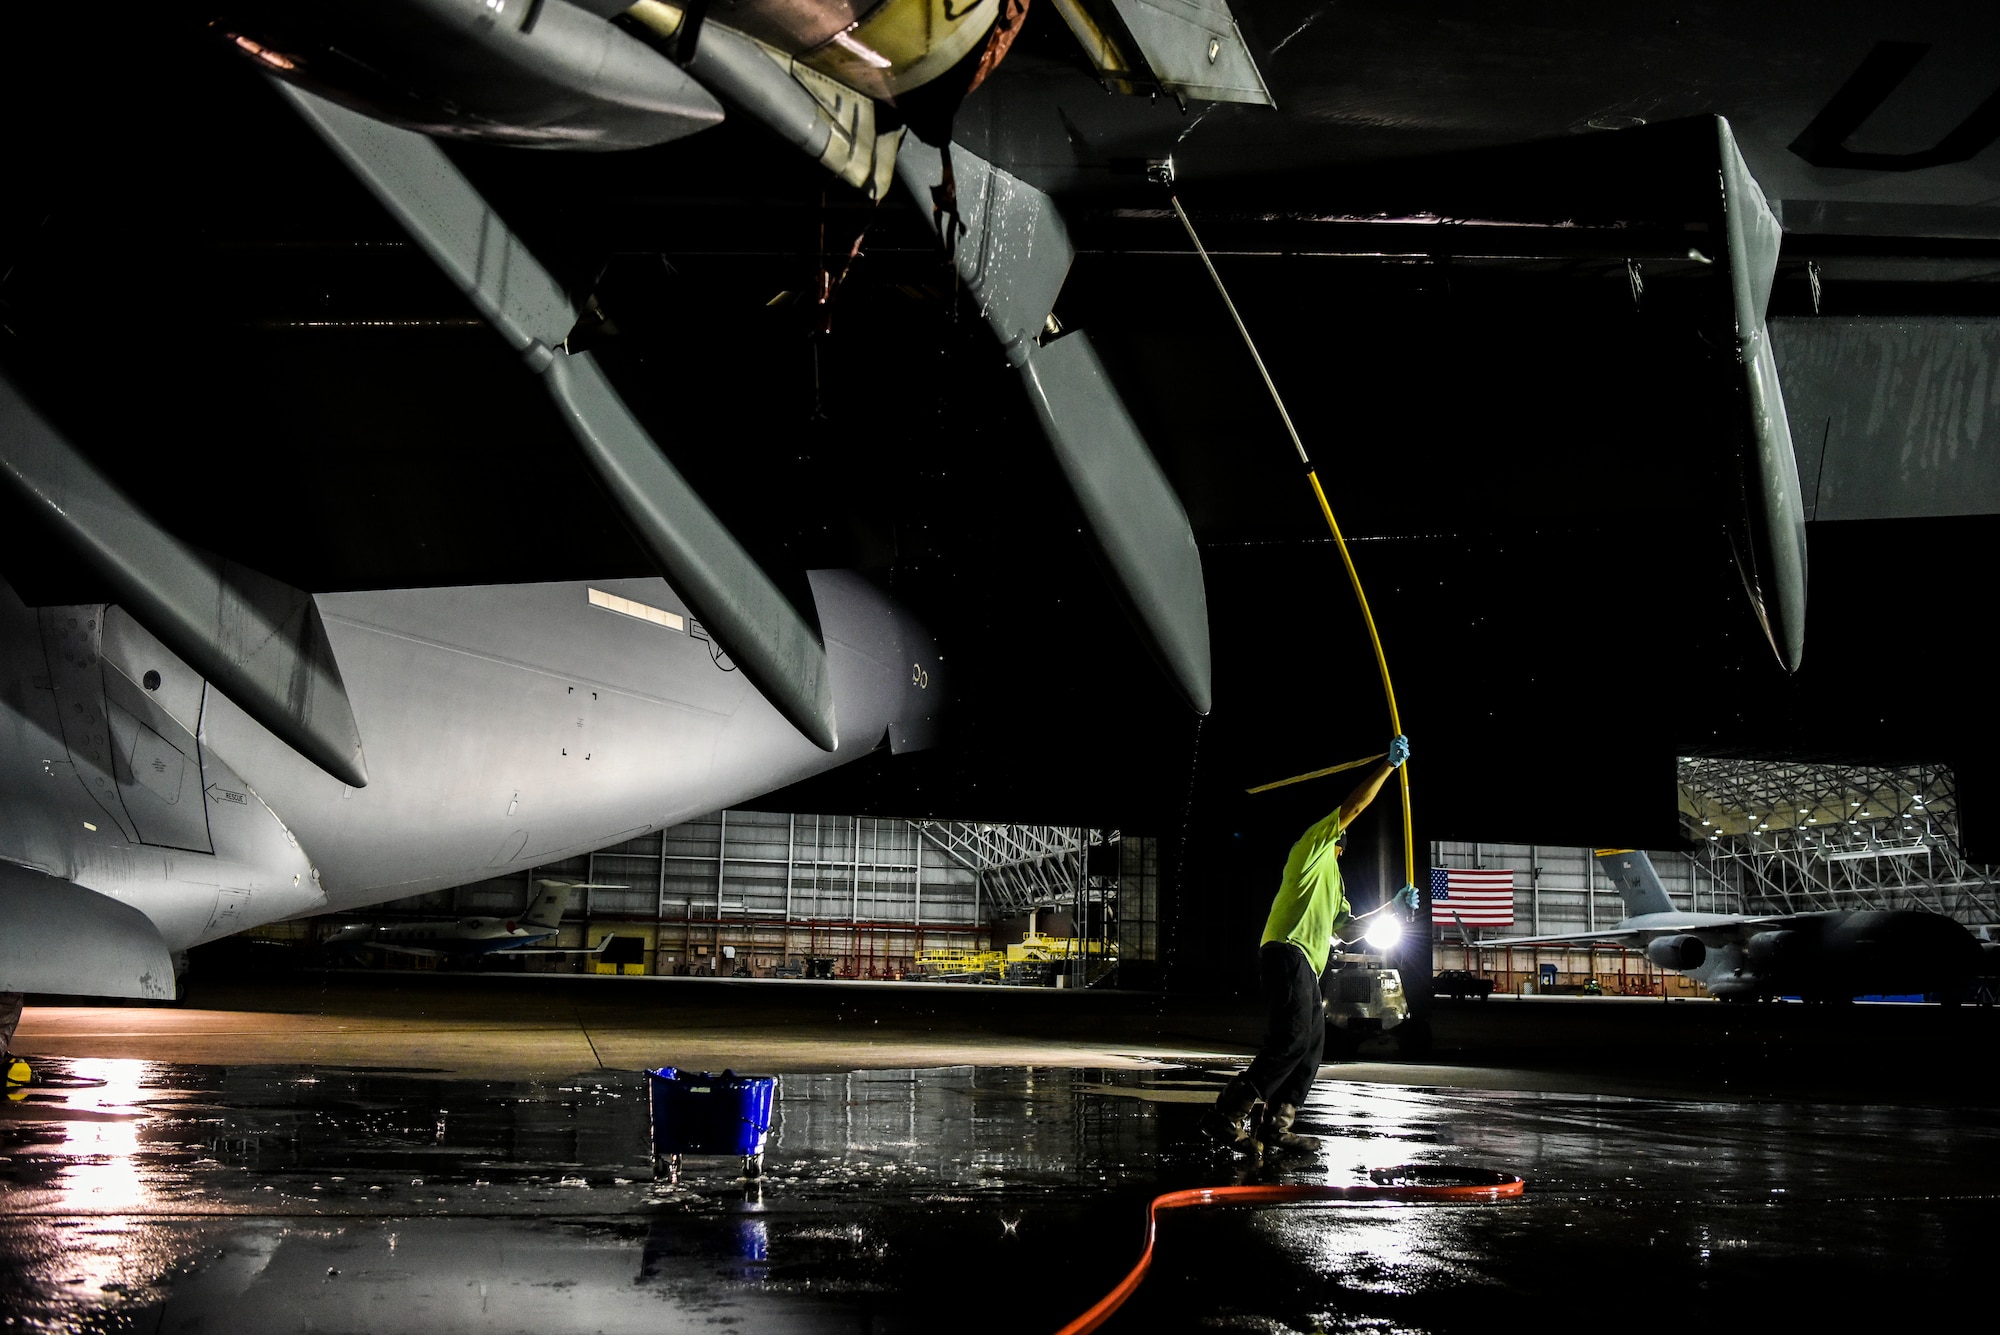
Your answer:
[4,980,1997,1332]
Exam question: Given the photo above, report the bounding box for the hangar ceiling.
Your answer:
[1679,757,1996,923]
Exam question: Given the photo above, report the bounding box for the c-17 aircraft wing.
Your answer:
[1447,851,1797,950]
[1456,916,1799,953]
[264,0,1218,722]
[281,84,841,754]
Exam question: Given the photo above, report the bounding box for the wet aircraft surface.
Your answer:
[2,1054,1994,1332]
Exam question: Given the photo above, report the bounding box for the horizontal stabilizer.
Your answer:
[281,83,839,751]
[897,139,1213,714]
[0,375,369,788]
[0,863,177,999]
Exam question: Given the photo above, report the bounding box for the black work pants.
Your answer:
[1242,941,1325,1109]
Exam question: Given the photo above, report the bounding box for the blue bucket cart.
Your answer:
[646,1068,777,1181]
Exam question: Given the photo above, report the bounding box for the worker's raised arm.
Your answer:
[1339,735,1409,827]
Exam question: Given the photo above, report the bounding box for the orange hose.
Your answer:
[1054,1169,1526,1335]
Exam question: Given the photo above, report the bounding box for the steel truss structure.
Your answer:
[913,823,1120,917]
[1678,758,1999,925]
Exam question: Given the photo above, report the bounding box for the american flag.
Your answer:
[1429,867,1516,927]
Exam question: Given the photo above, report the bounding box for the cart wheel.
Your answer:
[743,1153,764,1180]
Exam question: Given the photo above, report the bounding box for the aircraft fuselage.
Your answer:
[1610,908,1983,1001]
[0,570,940,996]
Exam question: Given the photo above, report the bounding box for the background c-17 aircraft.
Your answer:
[1467,851,1987,1004]
[7,2,2000,999]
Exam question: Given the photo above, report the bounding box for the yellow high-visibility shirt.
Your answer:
[1259,809,1349,975]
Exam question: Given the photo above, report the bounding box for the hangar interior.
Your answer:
[1435,757,1996,994]
[284,812,1157,987]
[283,757,1994,1000]
[10,3,2000,1331]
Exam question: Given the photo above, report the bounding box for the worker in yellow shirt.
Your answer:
[1201,735,1409,1156]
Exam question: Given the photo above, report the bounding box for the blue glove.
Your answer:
[1395,883,1420,911]
[1387,735,1410,768]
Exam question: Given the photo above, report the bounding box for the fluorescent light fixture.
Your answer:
[588,587,685,632]
[1827,844,1929,862]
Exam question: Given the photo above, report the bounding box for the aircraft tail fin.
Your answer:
[524,880,574,931]
[1593,850,1675,918]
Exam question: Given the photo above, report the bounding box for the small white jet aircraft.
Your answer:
[321,879,623,961]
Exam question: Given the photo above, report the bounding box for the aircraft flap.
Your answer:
[896,137,1073,369]
[1106,0,1273,106]
[0,377,370,789]
[1048,0,1273,105]
[1021,331,1212,714]
[897,141,1213,714]
[282,82,840,752]
[0,863,177,1000]
[545,351,839,750]
[278,83,576,362]
[1716,117,1808,673]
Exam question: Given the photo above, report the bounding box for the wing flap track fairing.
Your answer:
[280,82,840,751]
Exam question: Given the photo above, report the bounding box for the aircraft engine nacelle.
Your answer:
[219,0,724,150]
[1745,930,1799,969]
[1646,934,1707,971]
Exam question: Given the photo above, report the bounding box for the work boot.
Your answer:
[1198,1076,1262,1152]
[1257,1102,1321,1156]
